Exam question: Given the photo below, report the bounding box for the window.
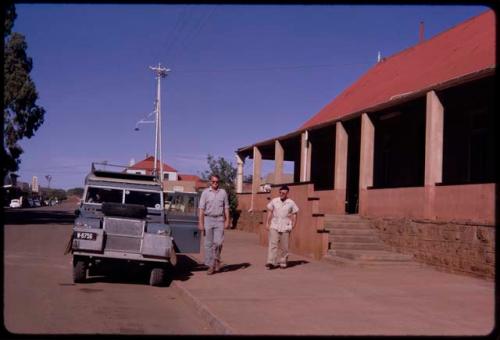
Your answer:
[86,187,122,204]
[165,193,198,216]
[125,190,162,209]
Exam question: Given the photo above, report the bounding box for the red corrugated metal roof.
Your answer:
[301,10,496,130]
[129,156,177,172]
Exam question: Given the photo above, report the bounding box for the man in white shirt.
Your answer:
[265,185,299,269]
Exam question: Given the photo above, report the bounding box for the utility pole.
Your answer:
[149,63,170,181]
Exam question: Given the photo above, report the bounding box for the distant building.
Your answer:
[235,10,495,279]
[127,156,207,193]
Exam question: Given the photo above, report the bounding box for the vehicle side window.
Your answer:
[86,187,122,204]
[165,193,198,216]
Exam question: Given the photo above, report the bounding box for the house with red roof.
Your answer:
[127,156,208,193]
[235,10,495,279]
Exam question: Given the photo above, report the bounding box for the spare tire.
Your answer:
[101,202,147,219]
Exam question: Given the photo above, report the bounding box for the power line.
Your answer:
[174,60,372,74]
[162,5,196,62]
[170,6,216,65]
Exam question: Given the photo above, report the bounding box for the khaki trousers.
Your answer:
[267,228,290,265]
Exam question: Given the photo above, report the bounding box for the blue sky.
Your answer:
[12,4,489,189]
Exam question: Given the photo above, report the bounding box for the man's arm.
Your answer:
[198,208,205,231]
[223,207,230,229]
[265,210,272,230]
[291,212,298,229]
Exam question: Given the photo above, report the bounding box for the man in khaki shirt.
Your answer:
[198,175,230,275]
[265,185,299,269]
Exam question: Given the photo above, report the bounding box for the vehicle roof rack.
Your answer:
[91,162,158,182]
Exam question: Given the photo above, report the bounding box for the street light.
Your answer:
[45,175,52,189]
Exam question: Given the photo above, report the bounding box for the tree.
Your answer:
[202,154,239,225]
[2,3,45,176]
[67,187,84,197]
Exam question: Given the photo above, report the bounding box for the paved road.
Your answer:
[3,203,215,335]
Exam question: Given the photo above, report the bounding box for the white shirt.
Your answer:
[266,197,299,232]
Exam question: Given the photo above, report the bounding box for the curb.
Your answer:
[171,280,234,335]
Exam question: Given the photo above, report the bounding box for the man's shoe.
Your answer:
[214,260,223,272]
[279,263,287,269]
[207,267,215,275]
[265,263,274,270]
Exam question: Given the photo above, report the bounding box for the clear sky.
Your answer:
[12,4,489,189]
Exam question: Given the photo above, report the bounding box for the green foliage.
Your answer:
[3,2,16,38]
[42,188,67,201]
[2,4,45,175]
[66,187,84,197]
[202,154,238,219]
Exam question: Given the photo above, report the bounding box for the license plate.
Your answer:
[74,231,97,241]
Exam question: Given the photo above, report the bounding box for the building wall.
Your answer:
[369,217,495,279]
[236,183,329,260]
[359,183,495,279]
[360,183,494,224]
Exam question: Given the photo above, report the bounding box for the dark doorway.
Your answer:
[344,118,361,214]
[310,125,335,190]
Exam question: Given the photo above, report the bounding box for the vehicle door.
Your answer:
[165,193,201,253]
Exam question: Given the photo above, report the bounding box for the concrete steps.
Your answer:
[322,214,417,267]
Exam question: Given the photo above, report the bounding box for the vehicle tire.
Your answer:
[102,202,147,219]
[73,259,87,283]
[149,267,166,286]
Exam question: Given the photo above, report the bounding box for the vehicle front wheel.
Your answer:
[149,267,166,286]
[73,259,87,283]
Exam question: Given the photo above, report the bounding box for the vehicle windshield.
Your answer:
[85,186,162,209]
[85,187,122,204]
[125,190,162,209]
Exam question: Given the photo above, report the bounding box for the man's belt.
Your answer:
[205,214,223,217]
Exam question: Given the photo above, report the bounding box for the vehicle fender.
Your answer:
[142,233,173,258]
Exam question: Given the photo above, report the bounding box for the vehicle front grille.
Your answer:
[103,217,144,253]
[104,217,144,236]
[105,235,142,253]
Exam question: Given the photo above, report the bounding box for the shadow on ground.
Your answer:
[4,208,75,225]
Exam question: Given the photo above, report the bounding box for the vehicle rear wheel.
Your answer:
[73,259,87,283]
[149,267,166,286]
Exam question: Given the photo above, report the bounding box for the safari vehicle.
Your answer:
[70,163,201,286]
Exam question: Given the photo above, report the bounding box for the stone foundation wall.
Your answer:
[368,217,495,280]
[234,210,264,234]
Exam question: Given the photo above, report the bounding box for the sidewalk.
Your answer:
[171,229,495,336]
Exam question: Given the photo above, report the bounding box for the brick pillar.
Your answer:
[359,113,375,215]
[335,121,348,213]
[274,140,284,184]
[252,146,262,193]
[334,121,348,190]
[359,113,375,189]
[424,90,444,219]
[300,131,311,182]
[250,146,262,212]
[235,153,244,193]
[425,90,444,185]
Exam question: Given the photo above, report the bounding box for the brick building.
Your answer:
[235,10,495,278]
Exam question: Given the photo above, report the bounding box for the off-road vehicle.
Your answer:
[70,163,201,286]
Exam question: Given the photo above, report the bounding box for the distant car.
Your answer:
[33,199,41,207]
[9,199,21,208]
[25,198,34,208]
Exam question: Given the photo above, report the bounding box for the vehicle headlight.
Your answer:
[74,218,99,228]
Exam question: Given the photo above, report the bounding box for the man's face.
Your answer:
[279,190,288,200]
[210,177,220,190]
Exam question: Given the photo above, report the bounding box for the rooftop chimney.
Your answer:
[419,21,425,43]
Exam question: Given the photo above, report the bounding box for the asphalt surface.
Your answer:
[3,202,215,335]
